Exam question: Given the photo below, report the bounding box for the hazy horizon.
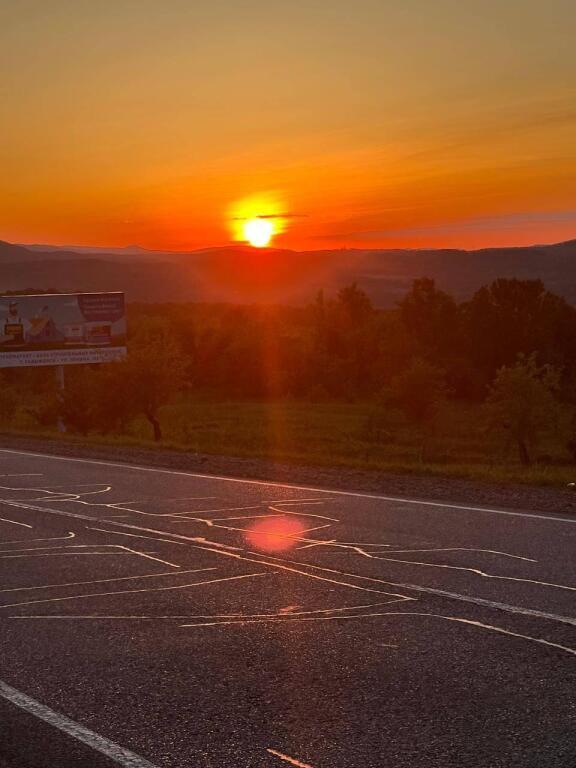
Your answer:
[14,231,576,255]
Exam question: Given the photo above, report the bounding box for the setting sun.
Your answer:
[229,193,287,247]
[243,217,275,248]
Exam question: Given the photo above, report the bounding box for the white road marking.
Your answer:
[0,543,178,568]
[0,680,160,767]
[1,447,574,524]
[253,551,576,627]
[185,594,576,629]
[0,552,131,559]
[0,544,99,554]
[204,521,573,598]
[209,513,284,521]
[375,612,576,656]
[170,505,264,517]
[0,515,33,528]
[0,568,208,595]
[297,524,332,533]
[29,483,117,488]
[0,543,177,571]
[358,552,576,592]
[0,532,76,546]
[266,499,333,505]
[297,539,338,550]
[2,497,574,634]
[188,610,576,656]
[0,495,573,671]
[0,568,223,608]
[179,601,407,627]
[6,601,398,621]
[88,526,243,552]
[267,748,316,767]
[0,498,411,598]
[115,545,181,569]
[379,547,536,561]
[268,505,339,522]
[3,453,573,759]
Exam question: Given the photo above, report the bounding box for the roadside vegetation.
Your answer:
[2,278,576,487]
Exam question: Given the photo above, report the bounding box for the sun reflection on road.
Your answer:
[245,516,306,552]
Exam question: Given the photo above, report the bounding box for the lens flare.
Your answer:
[245,516,306,552]
[243,217,275,248]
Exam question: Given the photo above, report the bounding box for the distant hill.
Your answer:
[0,240,48,262]
[22,243,173,258]
[2,238,575,306]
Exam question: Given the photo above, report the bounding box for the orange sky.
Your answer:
[1,1,575,251]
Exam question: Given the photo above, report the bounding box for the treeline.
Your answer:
[2,277,576,466]
[138,277,576,399]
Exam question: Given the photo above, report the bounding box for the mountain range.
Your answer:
[1,238,575,306]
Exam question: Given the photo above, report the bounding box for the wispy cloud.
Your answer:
[321,210,576,243]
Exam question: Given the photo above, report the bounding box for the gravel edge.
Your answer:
[2,433,576,517]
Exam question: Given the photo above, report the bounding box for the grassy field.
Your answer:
[8,398,576,488]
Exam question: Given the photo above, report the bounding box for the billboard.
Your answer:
[0,292,127,368]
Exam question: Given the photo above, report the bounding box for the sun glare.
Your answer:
[244,217,275,248]
[229,193,287,248]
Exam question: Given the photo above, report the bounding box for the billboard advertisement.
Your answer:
[0,292,127,368]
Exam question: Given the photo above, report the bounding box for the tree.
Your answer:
[122,319,186,441]
[328,284,382,399]
[60,368,99,435]
[336,283,374,324]
[399,278,459,363]
[485,354,560,466]
[463,279,576,388]
[389,359,448,460]
[391,358,447,427]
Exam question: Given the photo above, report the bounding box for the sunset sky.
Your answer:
[1,0,575,251]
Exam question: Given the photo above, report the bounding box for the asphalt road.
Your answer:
[0,448,574,768]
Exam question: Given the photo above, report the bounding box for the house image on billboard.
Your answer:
[26,307,64,344]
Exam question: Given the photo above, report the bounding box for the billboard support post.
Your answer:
[0,291,126,434]
[55,365,66,433]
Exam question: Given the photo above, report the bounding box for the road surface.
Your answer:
[0,448,574,768]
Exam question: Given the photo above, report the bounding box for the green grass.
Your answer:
[6,398,576,488]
